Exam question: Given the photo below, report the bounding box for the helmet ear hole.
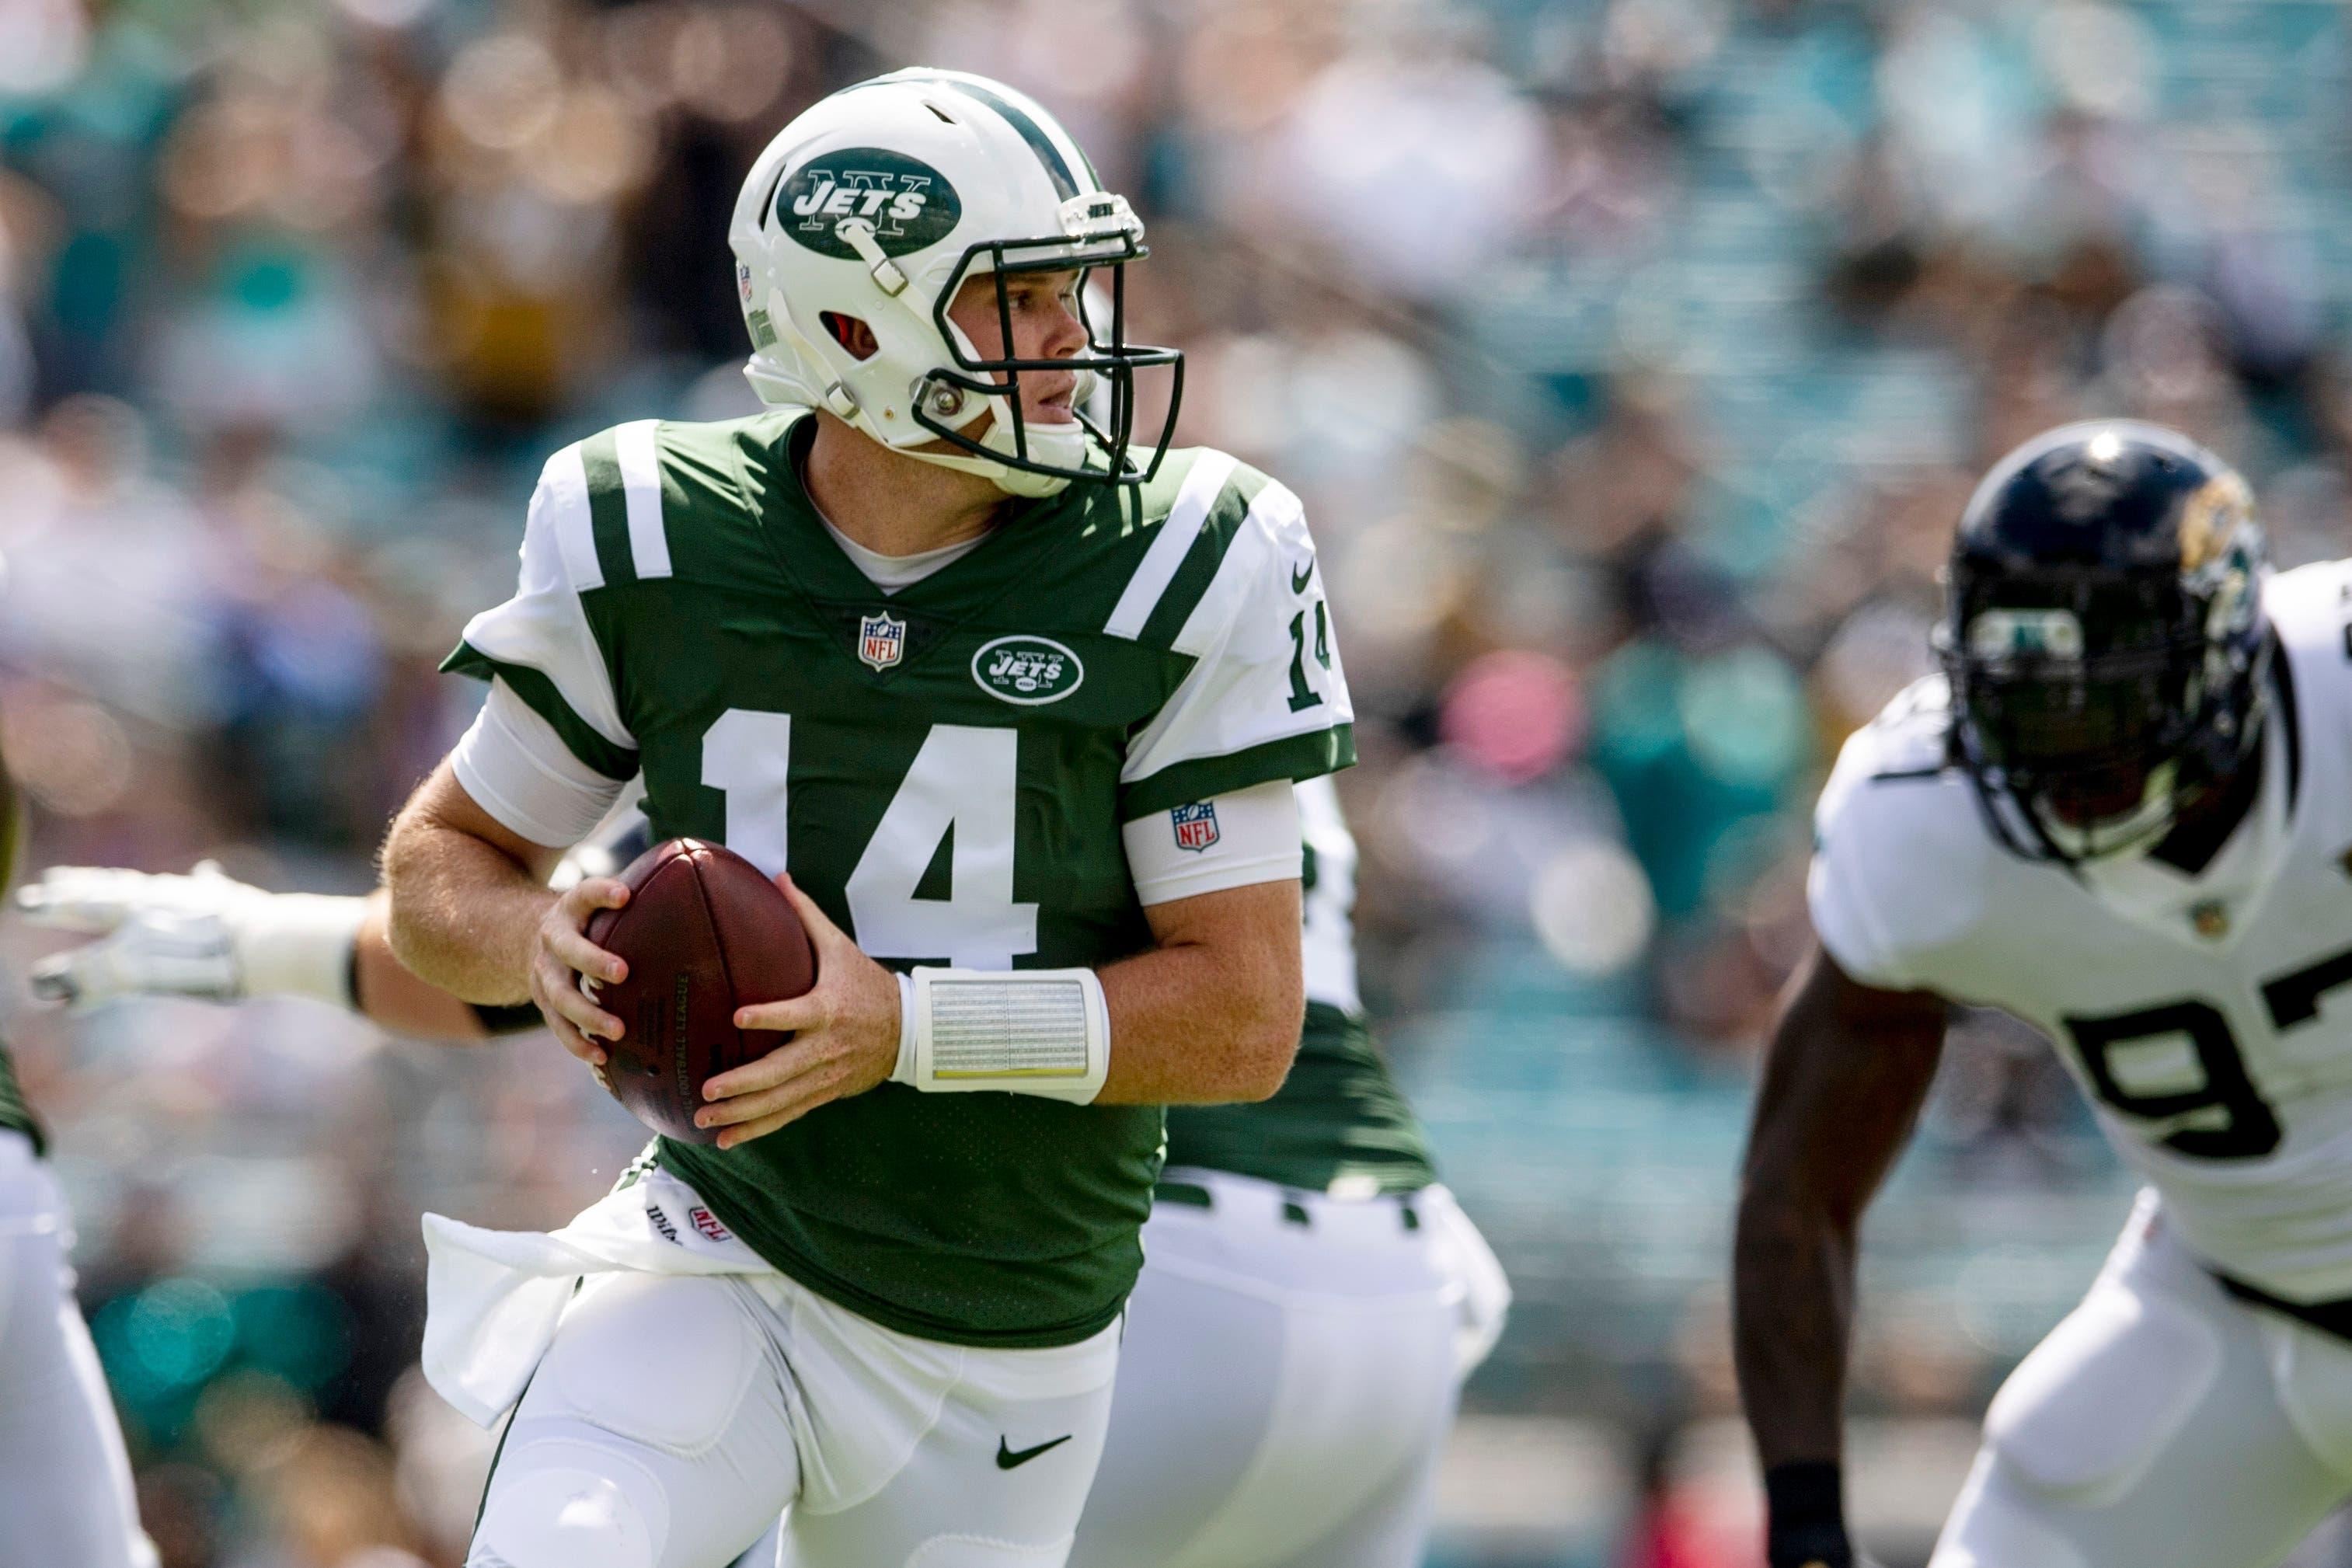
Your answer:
[821,312,880,361]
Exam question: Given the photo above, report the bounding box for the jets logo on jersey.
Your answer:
[1171,803,1219,852]
[778,148,963,259]
[858,611,906,671]
[972,636,1083,705]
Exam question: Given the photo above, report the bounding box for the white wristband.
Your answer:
[229,894,370,1009]
[891,967,1110,1103]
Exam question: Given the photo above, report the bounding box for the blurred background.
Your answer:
[3,0,2351,1563]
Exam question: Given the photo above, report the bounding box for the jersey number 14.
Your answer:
[700,710,1039,970]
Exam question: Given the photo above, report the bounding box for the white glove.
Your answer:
[17,862,366,1012]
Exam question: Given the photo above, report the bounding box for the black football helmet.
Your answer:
[1939,420,2269,863]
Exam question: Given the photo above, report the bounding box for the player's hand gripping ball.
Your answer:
[580,838,816,1144]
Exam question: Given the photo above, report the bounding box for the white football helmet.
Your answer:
[729,68,1182,498]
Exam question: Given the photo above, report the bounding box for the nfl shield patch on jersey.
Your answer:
[1171,803,1219,852]
[858,611,906,671]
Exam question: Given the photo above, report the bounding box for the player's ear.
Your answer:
[820,312,879,361]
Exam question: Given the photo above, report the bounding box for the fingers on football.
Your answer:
[714,1107,806,1148]
[730,991,825,1039]
[564,876,630,917]
[701,1031,823,1101]
[531,957,617,1060]
[545,920,626,986]
[536,994,606,1065]
[699,1061,852,1144]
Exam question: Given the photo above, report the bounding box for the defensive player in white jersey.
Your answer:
[26,775,1510,1568]
[1737,421,2352,1568]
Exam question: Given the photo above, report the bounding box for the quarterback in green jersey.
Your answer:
[31,774,1509,1568]
[376,69,1352,1568]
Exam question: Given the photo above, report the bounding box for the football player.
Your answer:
[1736,421,2352,1568]
[0,733,156,1567]
[29,774,1509,1568]
[371,68,1354,1568]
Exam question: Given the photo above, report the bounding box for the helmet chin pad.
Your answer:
[739,314,1083,499]
[2030,761,2181,860]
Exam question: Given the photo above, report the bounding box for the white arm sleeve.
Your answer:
[1121,779,1303,906]
[450,680,630,849]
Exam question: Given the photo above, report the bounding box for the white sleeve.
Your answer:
[1118,477,1354,819]
[451,681,630,849]
[1807,838,1918,991]
[1121,779,1303,906]
[1807,728,1927,992]
[443,444,638,781]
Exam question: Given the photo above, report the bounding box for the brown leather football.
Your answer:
[582,838,816,1145]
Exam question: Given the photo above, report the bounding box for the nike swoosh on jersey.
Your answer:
[996,1434,1074,1470]
[1291,562,1313,593]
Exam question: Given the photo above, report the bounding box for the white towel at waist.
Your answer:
[420,1168,772,1427]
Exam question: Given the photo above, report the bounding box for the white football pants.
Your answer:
[1934,1188,2352,1568]
[0,1131,155,1568]
[733,1174,1507,1568]
[463,1213,1121,1568]
[1066,1172,1507,1568]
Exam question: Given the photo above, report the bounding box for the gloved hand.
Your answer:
[17,862,363,1011]
[18,862,260,1008]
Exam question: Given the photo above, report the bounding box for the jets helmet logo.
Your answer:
[778,148,962,260]
[858,611,906,671]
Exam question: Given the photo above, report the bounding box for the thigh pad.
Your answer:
[471,1441,664,1568]
[1981,1277,2221,1507]
[538,1274,765,1458]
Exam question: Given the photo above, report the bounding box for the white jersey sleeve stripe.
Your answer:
[615,419,672,581]
[1103,451,1236,640]
[543,444,605,593]
[1121,476,1353,802]
[456,446,635,754]
[1173,479,1302,658]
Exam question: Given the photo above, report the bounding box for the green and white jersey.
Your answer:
[445,410,1354,1346]
[0,1035,40,1155]
[1165,775,1436,1196]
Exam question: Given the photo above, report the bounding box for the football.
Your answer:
[582,838,817,1145]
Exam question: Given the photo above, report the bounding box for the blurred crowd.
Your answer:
[4,0,2352,1564]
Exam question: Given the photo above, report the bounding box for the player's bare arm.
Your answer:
[1734,942,1946,1568]
[382,758,628,1066]
[346,896,494,1039]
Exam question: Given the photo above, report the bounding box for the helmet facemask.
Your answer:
[912,197,1183,495]
[1943,545,2267,864]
